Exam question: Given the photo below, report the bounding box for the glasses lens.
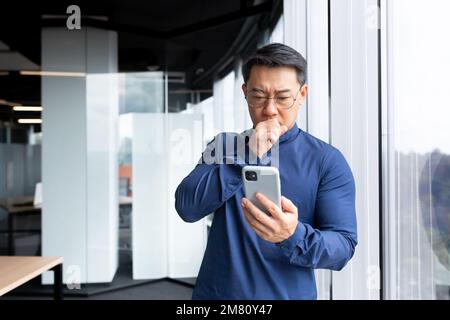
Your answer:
[247,95,266,108]
[277,97,294,109]
[246,94,295,109]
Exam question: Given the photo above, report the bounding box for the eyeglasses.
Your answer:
[245,86,302,110]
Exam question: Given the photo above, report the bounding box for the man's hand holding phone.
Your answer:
[248,119,288,158]
[241,193,299,243]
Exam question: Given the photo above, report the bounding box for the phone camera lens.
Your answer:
[245,171,257,181]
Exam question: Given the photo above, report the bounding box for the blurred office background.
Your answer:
[0,0,449,300]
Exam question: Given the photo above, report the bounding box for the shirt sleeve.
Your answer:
[175,133,246,223]
[276,147,358,271]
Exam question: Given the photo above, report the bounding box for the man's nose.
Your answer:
[263,99,278,116]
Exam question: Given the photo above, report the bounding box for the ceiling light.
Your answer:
[18,119,42,124]
[13,106,43,111]
[20,70,86,77]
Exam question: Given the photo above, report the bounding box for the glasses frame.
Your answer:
[245,85,303,110]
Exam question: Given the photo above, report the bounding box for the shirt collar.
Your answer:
[279,122,300,143]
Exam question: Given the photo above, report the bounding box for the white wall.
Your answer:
[42,27,119,284]
[284,0,308,131]
[330,0,380,300]
[86,29,119,283]
[213,72,236,134]
[42,28,88,284]
[233,61,253,134]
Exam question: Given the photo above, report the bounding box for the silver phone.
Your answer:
[242,166,281,215]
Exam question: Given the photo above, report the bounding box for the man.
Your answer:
[175,43,357,299]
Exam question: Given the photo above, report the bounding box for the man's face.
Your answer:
[242,65,308,129]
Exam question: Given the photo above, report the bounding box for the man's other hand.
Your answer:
[241,193,298,243]
[248,119,288,158]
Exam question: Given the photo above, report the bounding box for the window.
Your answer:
[383,0,450,300]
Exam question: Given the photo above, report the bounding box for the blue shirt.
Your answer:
[175,123,357,300]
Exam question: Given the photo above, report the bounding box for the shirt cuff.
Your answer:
[276,222,307,254]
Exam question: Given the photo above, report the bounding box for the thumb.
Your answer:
[281,196,297,213]
[280,125,288,136]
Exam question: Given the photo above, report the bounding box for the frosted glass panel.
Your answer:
[167,113,205,278]
[131,113,206,279]
[132,113,168,279]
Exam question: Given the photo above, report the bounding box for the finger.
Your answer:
[260,124,281,142]
[263,119,281,136]
[252,227,270,241]
[257,129,272,145]
[243,209,272,235]
[280,125,288,135]
[266,118,280,127]
[255,193,283,220]
[255,134,271,154]
[268,130,279,143]
[242,204,272,234]
[281,196,297,214]
[242,198,276,230]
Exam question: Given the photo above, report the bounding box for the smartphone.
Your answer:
[242,166,281,215]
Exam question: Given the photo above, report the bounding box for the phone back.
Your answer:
[242,166,281,215]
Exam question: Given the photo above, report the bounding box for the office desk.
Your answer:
[0,196,132,255]
[0,256,63,299]
[0,196,41,255]
[0,196,40,214]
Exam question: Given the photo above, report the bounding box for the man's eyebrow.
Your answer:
[250,88,292,93]
[275,89,291,94]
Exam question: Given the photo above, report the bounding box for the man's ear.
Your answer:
[298,84,309,104]
[242,83,247,97]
